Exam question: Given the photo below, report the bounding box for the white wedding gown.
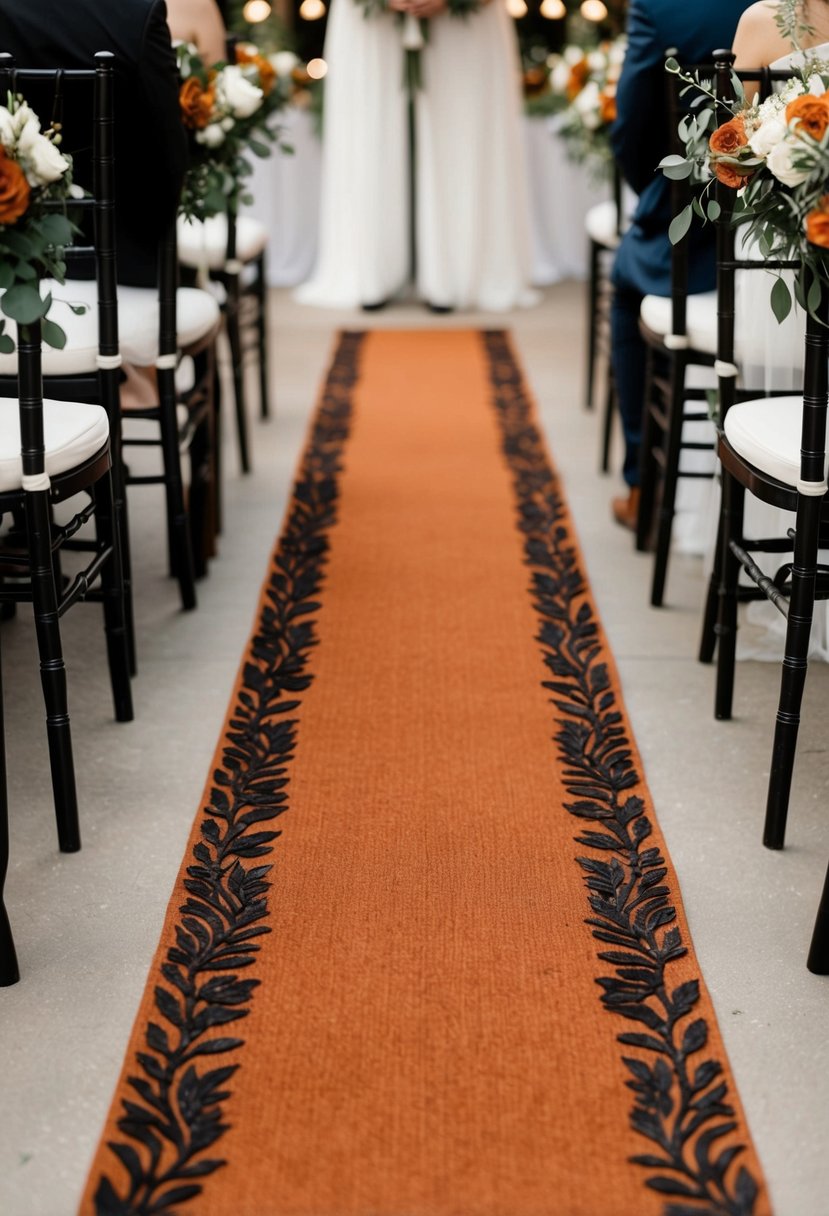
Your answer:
[297,0,537,311]
[295,0,410,308]
[415,1,537,311]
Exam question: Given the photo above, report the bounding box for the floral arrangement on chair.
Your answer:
[553,37,626,175]
[662,54,829,321]
[176,41,292,221]
[0,94,78,352]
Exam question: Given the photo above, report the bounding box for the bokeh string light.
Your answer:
[299,0,327,19]
[241,0,272,22]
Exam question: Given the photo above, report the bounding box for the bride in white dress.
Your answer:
[297,0,536,311]
[295,0,411,309]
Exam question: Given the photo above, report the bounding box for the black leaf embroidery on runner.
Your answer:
[482,330,760,1216]
[93,331,364,1216]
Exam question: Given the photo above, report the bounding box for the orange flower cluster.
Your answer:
[236,45,275,96]
[0,145,31,223]
[599,87,617,125]
[179,75,215,130]
[806,194,829,248]
[708,116,753,188]
[786,92,829,140]
[566,58,589,102]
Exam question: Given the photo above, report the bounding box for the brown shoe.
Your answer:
[611,487,640,531]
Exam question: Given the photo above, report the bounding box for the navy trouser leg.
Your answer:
[610,283,646,488]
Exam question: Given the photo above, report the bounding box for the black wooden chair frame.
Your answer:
[0,53,133,986]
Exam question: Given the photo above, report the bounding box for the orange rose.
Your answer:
[713,161,750,189]
[709,116,748,156]
[237,46,276,96]
[599,88,617,125]
[0,147,31,224]
[566,58,589,101]
[786,93,829,141]
[806,196,829,247]
[179,75,215,130]
[523,67,548,98]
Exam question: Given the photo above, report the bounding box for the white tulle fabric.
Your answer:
[296,0,537,311]
[295,0,410,308]
[414,1,537,310]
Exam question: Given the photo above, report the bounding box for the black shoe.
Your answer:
[426,301,454,314]
[361,299,388,312]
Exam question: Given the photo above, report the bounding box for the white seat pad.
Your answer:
[585,200,621,250]
[0,398,109,493]
[177,214,269,270]
[639,291,718,355]
[723,395,824,488]
[0,281,221,375]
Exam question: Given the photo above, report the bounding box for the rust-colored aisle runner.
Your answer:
[82,331,769,1216]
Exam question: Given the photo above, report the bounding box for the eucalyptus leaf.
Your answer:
[0,332,14,355]
[41,318,67,349]
[807,274,822,317]
[770,276,792,324]
[248,138,271,159]
[37,213,73,245]
[668,205,693,246]
[0,264,13,290]
[706,199,721,222]
[1,283,47,325]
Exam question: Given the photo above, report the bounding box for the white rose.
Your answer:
[216,64,263,119]
[587,50,606,71]
[766,135,811,187]
[195,123,226,147]
[270,50,299,77]
[550,60,571,94]
[749,114,787,158]
[574,80,601,129]
[564,45,585,66]
[20,131,69,185]
[0,105,15,147]
[609,39,626,67]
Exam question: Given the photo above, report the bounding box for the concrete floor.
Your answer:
[0,283,826,1216]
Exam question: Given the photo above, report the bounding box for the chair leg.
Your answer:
[26,490,80,853]
[225,273,251,474]
[0,642,19,986]
[714,471,744,721]
[110,443,136,677]
[584,239,600,411]
[253,252,271,421]
[699,484,723,664]
[650,353,686,607]
[807,856,829,974]
[599,365,615,475]
[763,496,821,850]
[188,343,219,579]
[157,367,197,611]
[93,472,134,724]
[635,346,658,553]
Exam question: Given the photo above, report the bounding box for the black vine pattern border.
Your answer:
[481,331,762,1216]
[92,331,364,1216]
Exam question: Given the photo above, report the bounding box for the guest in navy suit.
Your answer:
[609,0,753,527]
[0,0,186,288]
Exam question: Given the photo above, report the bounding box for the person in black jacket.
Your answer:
[0,0,186,288]
[608,0,753,528]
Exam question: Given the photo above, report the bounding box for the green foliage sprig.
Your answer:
[176,41,293,222]
[0,92,79,352]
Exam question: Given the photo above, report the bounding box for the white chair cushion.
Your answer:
[639,291,718,356]
[177,214,268,270]
[723,395,821,488]
[0,398,108,492]
[0,281,221,375]
[585,200,622,250]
